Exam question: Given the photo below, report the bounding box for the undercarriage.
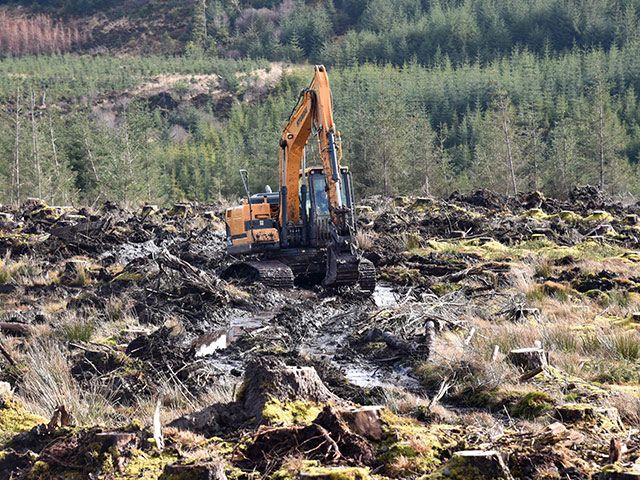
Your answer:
[221,248,376,292]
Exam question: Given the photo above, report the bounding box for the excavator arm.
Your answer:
[278,65,345,232]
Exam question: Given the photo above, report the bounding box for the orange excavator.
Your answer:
[223,65,375,291]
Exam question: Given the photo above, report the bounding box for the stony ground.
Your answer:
[0,187,640,479]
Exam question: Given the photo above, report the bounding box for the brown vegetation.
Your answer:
[0,9,85,56]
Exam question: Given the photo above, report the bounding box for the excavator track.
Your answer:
[358,258,376,292]
[222,260,294,288]
[323,252,360,288]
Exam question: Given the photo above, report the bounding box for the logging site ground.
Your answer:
[1,187,640,479]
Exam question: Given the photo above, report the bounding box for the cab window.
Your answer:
[311,173,330,216]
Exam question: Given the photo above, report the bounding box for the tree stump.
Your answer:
[335,405,384,441]
[507,348,549,371]
[244,405,377,470]
[442,450,513,479]
[242,357,340,419]
[609,438,623,464]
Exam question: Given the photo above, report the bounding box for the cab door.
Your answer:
[308,171,331,247]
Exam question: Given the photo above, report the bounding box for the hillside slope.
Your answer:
[4,0,640,63]
[1,0,194,54]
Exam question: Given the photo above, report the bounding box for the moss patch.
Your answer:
[112,271,145,282]
[272,460,370,480]
[120,449,178,479]
[509,391,554,419]
[0,395,46,445]
[376,409,459,478]
[412,237,629,263]
[261,399,323,427]
[584,211,614,223]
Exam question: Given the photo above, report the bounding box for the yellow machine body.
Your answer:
[225,193,280,254]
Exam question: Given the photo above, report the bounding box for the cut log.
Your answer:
[507,347,549,371]
[0,321,33,337]
[161,461,227,480]
[442,450,513,479]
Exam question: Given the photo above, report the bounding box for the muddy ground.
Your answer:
[0,187,640,479]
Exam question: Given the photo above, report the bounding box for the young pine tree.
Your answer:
[472,91,522,194]
[582,76,631,193]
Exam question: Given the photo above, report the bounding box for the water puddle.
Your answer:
[100,239,162,264]
[193,312,272,356]
[372,284,399,308]
[342,363,421,391]
[227,312,271,341]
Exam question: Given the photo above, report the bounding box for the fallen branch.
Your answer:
[0,341,16,366]
[519,366,544,382]
[0,322,33,337]
[428,376,453,408]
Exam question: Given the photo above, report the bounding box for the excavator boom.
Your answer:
[279,65,345,231]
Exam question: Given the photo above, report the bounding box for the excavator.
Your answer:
[223,65,375,292]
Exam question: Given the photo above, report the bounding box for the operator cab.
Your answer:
[302,166,355,247]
